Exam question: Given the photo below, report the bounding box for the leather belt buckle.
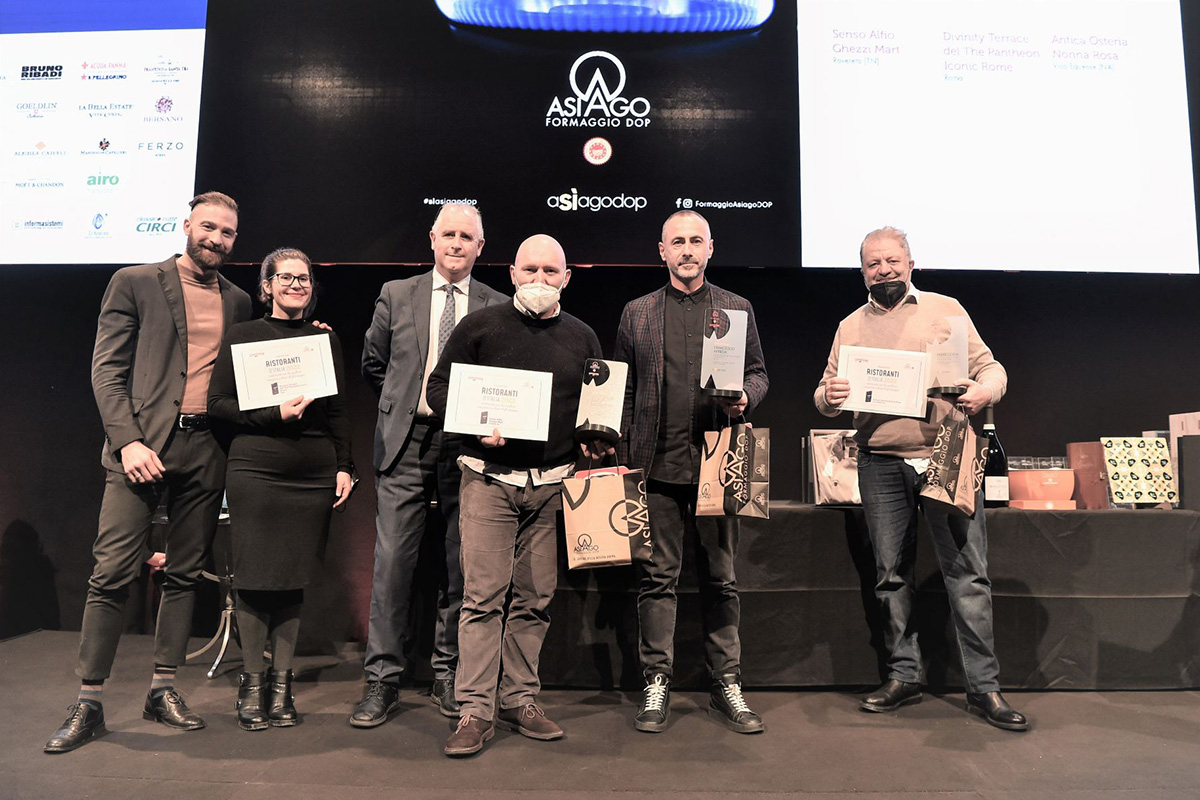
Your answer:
[178,414,210,431]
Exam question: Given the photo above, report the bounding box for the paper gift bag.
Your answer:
[920,408,988,517]
[560,467,651,569]
[810,429,861,505]
[696,424,770,518]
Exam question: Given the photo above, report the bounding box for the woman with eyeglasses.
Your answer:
[207,247,354,730]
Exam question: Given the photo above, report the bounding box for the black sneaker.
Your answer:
[634,674,670,733]
[708,673,764,734]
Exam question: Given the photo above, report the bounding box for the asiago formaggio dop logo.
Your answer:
[546,51,651,128]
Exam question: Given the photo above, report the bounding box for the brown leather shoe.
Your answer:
[444,714,494,757]
[497,703,564,741]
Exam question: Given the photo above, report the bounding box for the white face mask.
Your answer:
[514,282,561,316]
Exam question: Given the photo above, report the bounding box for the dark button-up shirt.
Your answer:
[650,282,712,483]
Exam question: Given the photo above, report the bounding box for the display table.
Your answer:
[536,504,1200,690]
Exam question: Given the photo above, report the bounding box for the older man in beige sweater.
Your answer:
[814,226,1027,732]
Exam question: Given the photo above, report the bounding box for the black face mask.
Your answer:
[869,280,907,309]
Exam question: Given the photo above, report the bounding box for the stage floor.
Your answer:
[2,631,1199,800]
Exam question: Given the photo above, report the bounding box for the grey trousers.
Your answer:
[364,420,464,685]
[454,468,560,721]
[77,427,224,680]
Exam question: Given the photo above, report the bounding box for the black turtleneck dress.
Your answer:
[208,316,353,590]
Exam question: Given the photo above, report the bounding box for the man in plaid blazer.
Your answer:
[613,210,768,735]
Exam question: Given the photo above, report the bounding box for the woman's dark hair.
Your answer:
[258,247,317,317]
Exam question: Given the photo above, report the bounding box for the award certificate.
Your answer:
[444,363,554,441]
[836,345,929,418]
[231,334,338,411]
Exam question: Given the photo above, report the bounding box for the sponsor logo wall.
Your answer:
[0,9,207,264]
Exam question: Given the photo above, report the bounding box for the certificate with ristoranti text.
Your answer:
[444,363,554,441]
[231,334,338,411]
[836,345,929,418]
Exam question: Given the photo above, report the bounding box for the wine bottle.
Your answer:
[983,406,1009,508]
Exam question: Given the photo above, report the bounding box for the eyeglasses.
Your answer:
[270,273,311,287]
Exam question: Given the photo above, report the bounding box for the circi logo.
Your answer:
[155,96,173,113]
[583,137,612,166]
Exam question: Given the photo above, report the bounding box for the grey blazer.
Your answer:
[91,256,253,472]
[361,270,507,471]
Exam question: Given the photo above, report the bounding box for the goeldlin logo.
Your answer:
[21,65,63,80]
[15,101,57,118]
[546,51,651,129]
[547,187,647,212]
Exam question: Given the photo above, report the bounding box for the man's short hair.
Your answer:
[433,203,484,239]
[189,191,239,215]
[859,226,911,265]
[660,209,711,241]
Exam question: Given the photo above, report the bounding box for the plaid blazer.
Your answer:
[613,282,768,474]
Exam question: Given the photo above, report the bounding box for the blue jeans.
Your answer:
[454,468,560,720]
[857,451,1000,693]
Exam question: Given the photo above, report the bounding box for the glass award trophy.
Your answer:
[701,308,746,399]
[575,358,628,445]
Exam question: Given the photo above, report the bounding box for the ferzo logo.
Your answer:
[546,51,651,128]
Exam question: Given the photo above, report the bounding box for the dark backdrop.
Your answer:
[3,0,1200,644]
[3,263,1198,642]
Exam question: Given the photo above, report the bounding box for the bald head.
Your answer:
[515,234,566,270]
[510,234,571,317]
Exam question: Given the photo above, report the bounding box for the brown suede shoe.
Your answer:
[444,714,494,757]
[497,703,564,741]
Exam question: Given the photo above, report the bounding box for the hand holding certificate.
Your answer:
[836,345,930,418]
[444,363,554,441]
[231,334,338,411]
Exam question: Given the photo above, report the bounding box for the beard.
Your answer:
[185,234,228,270]
[668,258,706,283]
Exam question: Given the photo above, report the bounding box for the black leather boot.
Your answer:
[236,672,268,731]
[267,669,298,727]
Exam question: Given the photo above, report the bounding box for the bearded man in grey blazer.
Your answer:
[45,192,253,754]
[353,204,507,727]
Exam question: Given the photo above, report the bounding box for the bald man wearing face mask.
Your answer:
[426,234,604,757]
[814,226,1027,733]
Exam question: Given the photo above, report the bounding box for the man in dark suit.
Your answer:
[45,192,253,753]
[353,204,506,727]
[614,210,768,736]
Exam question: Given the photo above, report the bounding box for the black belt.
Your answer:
[177,413,210,430]
[414,416,442,428]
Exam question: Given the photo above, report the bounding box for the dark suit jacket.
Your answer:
[361,270,507,471]
[92,256,253,473]
[613,281,768,475]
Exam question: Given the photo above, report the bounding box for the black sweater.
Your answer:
[208,316,353,472]
[427,302,602,469]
